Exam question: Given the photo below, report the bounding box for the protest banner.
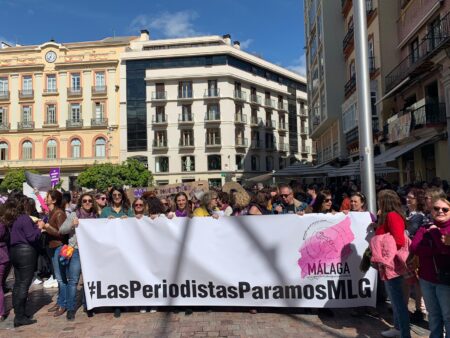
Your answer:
[77,212,377,310]
[127,181,209,202]
[49,168,60,188]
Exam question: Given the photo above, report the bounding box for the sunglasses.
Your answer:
[97,196,106,200]
[280,194,291,198]
[433,206,450,213]
[324,198,332,202]
[112,193,122,197]
[82,199,93,204]
[134,203,144,207]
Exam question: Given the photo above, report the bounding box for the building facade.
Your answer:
[120,31,310,186]
[0,36,134,189]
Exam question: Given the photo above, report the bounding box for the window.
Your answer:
[46,74,57,92]
[46,139,57,159]
[265,133,274,148]
[180,130,194,146]
[155,156,169,172]
[251,155,260,171]
[206,128,221,145]
[94,102,104,120]
[410,38,419,63]
[70,103,81,121]
[0,107,7,125]
[178,81,192,98]
[46,104,57,124]
[22,76,32,92]
[154,131,167,147]
[208,178,222,188]
[95,72,105,87]
[22,105,32,122]
[95,138,106,158]
[266,156,274,171]
[207,79,218,96]
[22,141,32,160]
[236,155,244,170]
[71,73,81,90]
[279,157,285,170]
[181,105,192,121]
[155,106,166,123]
[207,155,221,170]
[349,60,356,79]
[0,142,7,161]
[206,103,220,120]
[0,78,8,93]
[429,17,442,50]
[71,139,81,158]
[181,156,195,172]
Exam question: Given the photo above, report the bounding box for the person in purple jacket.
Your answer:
[0,203,10,321]
[2,194,44,327]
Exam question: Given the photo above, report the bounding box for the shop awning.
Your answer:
[374,135,434,164]
[329,160,399,177]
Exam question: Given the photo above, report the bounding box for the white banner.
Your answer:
[77,213,377,309]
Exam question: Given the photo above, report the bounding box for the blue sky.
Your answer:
[0,0,306,75]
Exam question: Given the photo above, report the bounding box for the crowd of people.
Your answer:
[0,178,448,338]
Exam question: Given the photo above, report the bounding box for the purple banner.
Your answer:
[49,168,60,188]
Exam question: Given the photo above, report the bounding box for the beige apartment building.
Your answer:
[120,31,310,186]
[379,0,450,182]
[0,36,134,189]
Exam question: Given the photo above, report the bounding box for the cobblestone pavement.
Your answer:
[0,283,430,338]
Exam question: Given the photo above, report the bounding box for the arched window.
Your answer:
[71,139,81,158]
[94,137,106,158]
[0,142,8,161]
[22,141,32,160]
[46,139,57,159]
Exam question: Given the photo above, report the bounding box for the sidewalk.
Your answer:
[0,283,430,338]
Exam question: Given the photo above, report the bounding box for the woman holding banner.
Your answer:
[172,192,192,218]
[100,187,134,219]
[193,191,220,218]
[59,192,98,320]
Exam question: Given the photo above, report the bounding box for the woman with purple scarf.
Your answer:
[172,192,192,218]
[58,192,98,321]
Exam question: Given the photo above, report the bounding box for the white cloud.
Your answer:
[239,39,253,50]
[129,10,204,38]
[287,53,306,76]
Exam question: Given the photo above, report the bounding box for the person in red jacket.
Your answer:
[375,189,411,338]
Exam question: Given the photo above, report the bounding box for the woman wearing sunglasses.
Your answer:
[410,197,450,338]
[95,192,108,215]
[100,187,134,219]
[132,198,146,219]
[311,190,335,214]
[59,193,98,320]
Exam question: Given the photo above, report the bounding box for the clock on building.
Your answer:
[45,51,57,63]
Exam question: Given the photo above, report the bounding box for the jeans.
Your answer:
[10,244,37,321]
[60,249,81,311]
[0,262,8,316]
[419,278,450,338]
[51,246,66,308]
[384,276,411,338]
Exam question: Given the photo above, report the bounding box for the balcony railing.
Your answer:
[369,56,377,74]
[344,75,356,97]
[92,86,107,95]
[343,25,354,52]
[0,91,9,100]
[43,120,58,126]
[178,114,194,124]
[385,12,450,93]
[235,138,248,147]
[278,143,289,152]
[250,94,262,105]
[234,90,247,101]
[205,138,221,147]
[204,88,220,98]
[264,98,275,108]
[265,119,276,129]
[250,139,261,149]
[153,140,168,149]
[345,127,359,145]
[412,102,447,127]
[19,89,34,99]
[178,91,193,99]
[250,116,262,127]
[43,88,58,94]
[278,101,287,111]
[67,87,82,97]
[152,114,168,124]
[91,118,108,127]
[205,112,221,122]
[179,140,195,148]
[0,122,10,131]
[235,114,247,124]
[66,119,83,128]
[300,127,309,135]
[278,122,288,131]
[152,91,167,100]
[17,121,35,130]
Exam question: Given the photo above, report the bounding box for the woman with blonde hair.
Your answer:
[231,190,251,216]
[193,191,220,218]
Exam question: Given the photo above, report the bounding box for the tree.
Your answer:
[0,168,38,192]
[76,159,152,190]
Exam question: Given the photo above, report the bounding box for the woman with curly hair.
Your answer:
[311,190,335,214]
[100,187,134,219]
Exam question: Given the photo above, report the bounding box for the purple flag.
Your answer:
[49,168,60,188]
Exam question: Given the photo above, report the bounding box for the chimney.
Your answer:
[223,34,231,45]
[233,41,241,50]
[140,29,150,41]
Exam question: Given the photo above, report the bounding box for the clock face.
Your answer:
[45,51,57,63]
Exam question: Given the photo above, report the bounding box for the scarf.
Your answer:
[175,209,188,217]
[76,208,97,219]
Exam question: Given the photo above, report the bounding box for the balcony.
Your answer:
[265,119,276,129]
[299,109,308,118]
[204,88,220,98]
[345,127,359,145]
[250,139,261,149]
[300,127,309,135]
[250,116,262,127]
[343,25,354,53]
[278,143,289,152]
[178,114,194,125]
[43,120,58,127]
[66,119,83,128]
[277,101,288,111]
[278,122,288,132]
[0,122,10,132]
[91,118,108,127]
[17,121,35,130]
[369,56,378,75]
[152,140,168,150]
[234,90,247,101]
[264,98,275,108]
[152,91,167,100]
[344,75,356,98]
[204,112,221,122]
[234,114,247,124]
[179,140,195,149]
[19,89,34,99]
[205,137,221,148]
[92,86,107,95]
[178,91,193,100]
[152,114,168,125]
[235,138,248,148]
[250,94,262,105]
[412,102,447,128]
[67,87,82,97]
[301,146,310,154]
[385,12,450,93]
[0,91,9,101]
[43,88,58,95]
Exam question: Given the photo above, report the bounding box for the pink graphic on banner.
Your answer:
[298,216,355,278]
[49,168,60,188]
